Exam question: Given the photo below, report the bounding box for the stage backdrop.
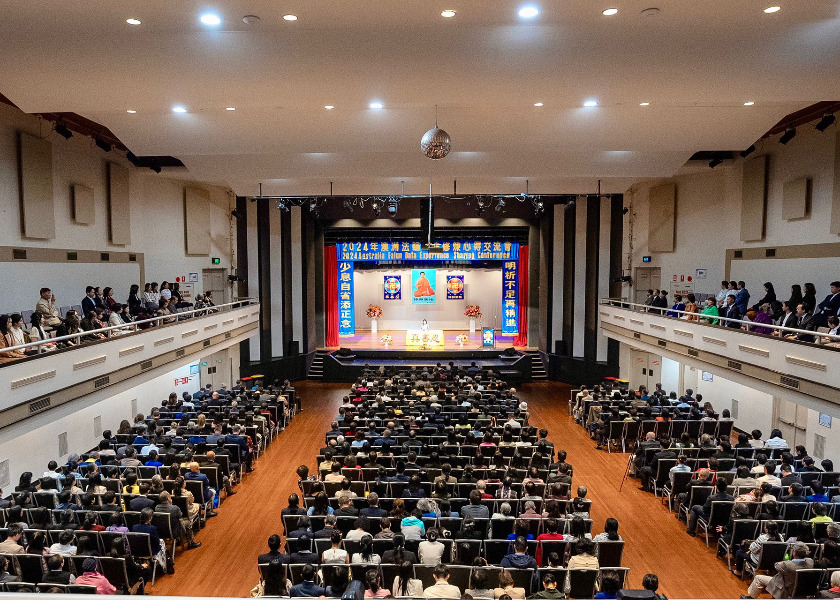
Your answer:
[353,267,502,330]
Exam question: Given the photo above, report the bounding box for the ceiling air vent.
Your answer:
[658,340,666,347]
[633,333,641,339]
[13,249,27,260]
[67,251,78,261]
[176,349,185,358]
[141,360,153,370]
[203,339,211,348]
[100,252,110,262]
[727,360,742,370]
[94,375,110,388]
[780,375,800,389]
[688,349,699,357]
[129,254,137,262]
[29,397,51,413]
[225,331,231,339]
[765,248,776,257]
[734,250,743,258]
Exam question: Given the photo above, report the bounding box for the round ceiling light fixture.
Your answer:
[639,102,650,106]
[441,9,456,18]
[583,100,598,107]
[126,109,137,113]
[764,6,781,13]
[172,106,188,113]
[242,15,261,24]
[200,13,221,26]
[126,18,142,25]
[744,101,755,106]
[518,6,540,19]
[602,8,618,15]
[534,102,544,107]
[283,14,298,21]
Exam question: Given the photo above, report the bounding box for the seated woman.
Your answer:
[0,314,27,362]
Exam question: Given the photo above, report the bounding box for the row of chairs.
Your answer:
[0,582,96,594]
[718,525,832,572]
[597,419,735,453]
[260,562,630,598]
[0,554,139,593]
[285,537,623,569]
[303,479,560,499]
[298,496,586,517]
[284,514,596,543]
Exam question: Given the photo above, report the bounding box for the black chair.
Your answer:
[595,541,624,568]
[567,568,598,599]
[507,567,536,595]
[791,568,823,599]
[744,541,788,580]
[14,553,45,584]
[697,501,734,548]
[717,520,759,571]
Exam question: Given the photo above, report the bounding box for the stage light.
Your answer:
[150,164,162,174]
[740,145,756,158]
[387,199,399,216]
[779,128,796,145]
[126,151,141,166]
[371,198,382,217]
[95,138,112,153]
[54,122,73,139]
[534,200,544,218]
[495,198,506,212]
[708,158,722,169]
[343,198,354,213]
[816,114,836,132]
[277,200,289,212]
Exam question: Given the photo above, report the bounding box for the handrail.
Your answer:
[4,297,258,354]
[600,298,840,346]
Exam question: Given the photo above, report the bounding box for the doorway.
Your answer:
[202,268,228,305]
[627,348,662,392]
[776,398,808,448]
[633,267,662,305]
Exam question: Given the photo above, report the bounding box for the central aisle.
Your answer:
[151,380,745,598]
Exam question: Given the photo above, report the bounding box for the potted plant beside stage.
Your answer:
[465,305,482,334]
[367,304,383,335]
[455,333,469,347]
[380,334,393,347]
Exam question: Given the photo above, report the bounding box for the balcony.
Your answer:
[0,300,260,428]
[599,299,840,409]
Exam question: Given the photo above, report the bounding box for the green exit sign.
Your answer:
[211,257,220,264]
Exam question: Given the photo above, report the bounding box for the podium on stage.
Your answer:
[405,329,444,348]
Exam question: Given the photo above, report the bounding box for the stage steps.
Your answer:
[526,350,548,380]
[308,350,330,379]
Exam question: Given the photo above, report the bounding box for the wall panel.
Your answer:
[740,155,767,242]
[648,182,675,252]
[573,200,587,357]
[19,132,55,239]
[184,187,211,255]
[107,162,131,245]
[72,184,94,225]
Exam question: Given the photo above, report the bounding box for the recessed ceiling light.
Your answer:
[764,6,781,13]
[126,110,137,114]
[172,106,187,113]
[583,100,598,107]
[533,102,544,107]
[283,14,298,21]
[602,8,618,16]
[369,102,383,109]
[126,18,142,25]
[325,105,335,110]
[200,13,221,26]
[225,107,236,111]
[441,9,457,18]
[518,6,540,19]
[744,101,755,106]
[639,102,650,106]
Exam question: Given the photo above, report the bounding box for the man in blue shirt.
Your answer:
[184,462,217,516]
[735,281,751,314]
[290,564,325,597]
[226,425,253,472]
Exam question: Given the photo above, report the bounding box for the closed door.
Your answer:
[628,349,662,391]
[634,267,661,305]
[202,268,227,305]
[776,398,808,448]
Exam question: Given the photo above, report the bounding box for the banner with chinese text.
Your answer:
[338,260,355,336]
[446,275,464,300]
[502,259,519,335]
[336,240,518,262]
[383,275,401,300]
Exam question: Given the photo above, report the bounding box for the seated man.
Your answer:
[687,479,733,536]
[289,563,325,597]
[745,542,813,598]
[35,288,62,327]
[258,534,289,565]
[501,535,538,569]
[184,461,218,517]
[289,534,319,565]
[423,564,462,599]
[460,489,490,519]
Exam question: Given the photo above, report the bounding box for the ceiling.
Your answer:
[1,0,839,196]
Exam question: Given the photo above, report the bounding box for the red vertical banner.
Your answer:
[513,245,529,346]
[324,245,339,347]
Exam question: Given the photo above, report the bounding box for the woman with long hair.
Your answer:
[352,534,380,564]
[0,314,26,362]
[789,284,803,308]
[322,529,349,564]
[392,560,423,597]
[593,517,622,542]
[364,568,390,598]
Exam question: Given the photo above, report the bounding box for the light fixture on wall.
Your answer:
[54,121,73,139]
[779,128,797,145]
[95,138,112,153]
[708,158,722,168]
[739,145,756,158]
[816,114,836,132]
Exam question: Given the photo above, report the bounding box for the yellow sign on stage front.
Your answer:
[405,329,445,348]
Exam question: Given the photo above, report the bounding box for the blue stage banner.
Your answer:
[338,260,355,336]
[336,240,519,262]
[412,269,437,304]
[446,275,464,300]
[502,259,519,335]
[383,275,401,300]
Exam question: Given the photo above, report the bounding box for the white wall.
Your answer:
[0,103,235,310]
[0,360,199,489]
[352,267,502,331]
[693,371,774,436]
[660,356,681,395]
[623,125,840,299]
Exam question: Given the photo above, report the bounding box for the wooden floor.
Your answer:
[151,380,748,598]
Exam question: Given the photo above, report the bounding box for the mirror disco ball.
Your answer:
[420,126,451,159]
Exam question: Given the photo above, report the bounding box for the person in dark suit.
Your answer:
[258,534,290,565]
[779,465,803,487]
[290,564,325,597]
[816,282,840,326]
[360,492,387,518]
[721,295,742,328]
[687,479,734,535]
[382,534,417,564]
[639,439,676,491]
[785,303,818,342]
[775,301,798,331]
[184,462,217,516]
[131,508,162,556]
[313,515,337,539]
[289,534,319,565]
[634,432,660,473]
[226,426,253,472]
[746,541,814,598]
[334,495,358,517]
[81,287,96,316]
[780,482,807,503]
[41,554,72,584]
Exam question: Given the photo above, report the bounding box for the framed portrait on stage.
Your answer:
[482,327,496,347]
[411,269,437,304]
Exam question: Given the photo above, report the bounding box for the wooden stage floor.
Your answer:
[323,329,535,351]
[150,380,749,599]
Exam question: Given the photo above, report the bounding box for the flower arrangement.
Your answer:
[367,304,383,319]
[380,334,393,344]
[455,334,469,344]
[464,305,482,318]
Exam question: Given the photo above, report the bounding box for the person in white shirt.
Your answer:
[48,530,77,557]
[748,429,764,449]
[756,461,782,487]
[418,528,445,565]
[763,429,788,449]
[8,314,26,347]
[716,281,730,308]
[423,564,462,599]
[108,304,129,335]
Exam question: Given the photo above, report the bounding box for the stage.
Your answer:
[321,329,531,352]
[317,329,536,383]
